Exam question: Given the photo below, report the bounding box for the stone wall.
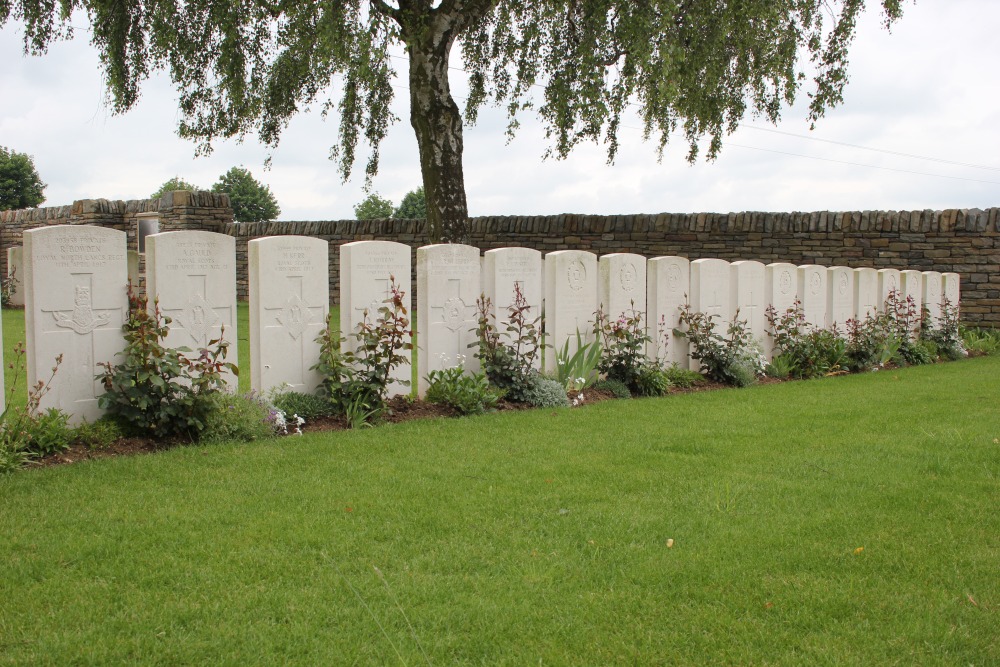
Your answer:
[227,208,1000,326]
[0,191,233,283]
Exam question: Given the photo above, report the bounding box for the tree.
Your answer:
[393,186,426,220]
[150,176,201,199]
[0,146,45,210]
[4,1,906,242]
[212,167,281,223]
[354,192,395,220]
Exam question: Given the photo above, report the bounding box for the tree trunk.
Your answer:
[406,20,470,244]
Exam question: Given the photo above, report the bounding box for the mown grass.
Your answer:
[1,352,998,664]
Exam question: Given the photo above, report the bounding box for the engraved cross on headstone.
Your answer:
[263,275,323,384]
[162,274,232,346]
[433,278,470,365]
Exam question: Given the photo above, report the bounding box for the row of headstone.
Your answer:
[14,229,962,423]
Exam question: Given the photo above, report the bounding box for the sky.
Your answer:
[1,1,999,221]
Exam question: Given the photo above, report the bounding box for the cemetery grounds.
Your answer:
[0,305,998,664]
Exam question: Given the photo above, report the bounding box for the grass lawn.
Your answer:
[1,332,998,663]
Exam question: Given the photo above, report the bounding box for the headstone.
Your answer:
[482,247,542,368]
[417,244,481,396]
[340,240,412,396]
[249,236,329,395]
[921,271,944,325]
[900,270,924,319]
[543,250,598,373]
[798,264,828,329]
[145,230,238,389]
[826,266,855,330]
[598,253,647,318]
[23,225,128,424]
[730,260,766,348]
[5,246,25,306]
[127,250,141,289]
[854,268,879,321]
[690,258,733,370]
[942,272,961,315]
[877,268,901,312]
[647,256,690,367]
[764,262,798,359]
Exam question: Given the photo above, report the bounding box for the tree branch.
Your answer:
[370,0,402,22]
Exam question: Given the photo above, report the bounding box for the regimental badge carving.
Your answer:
[442,296,467,331]
[619,262,638,293]
[888,274,897,292]
[278,293,310,340]
[809,272,822,295]
[838,273,849,296]
[177,292,220,345]
[52,286,111,335]
[667,263,682,292]
[929,276,940,293]
[567,260,586,291]
[779,270,793,295]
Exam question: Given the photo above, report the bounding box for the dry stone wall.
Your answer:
[227,208,1000,326]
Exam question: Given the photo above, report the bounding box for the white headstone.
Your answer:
[730,260,766,348]
[543,250,598,373]
[921,271,944,325]
[417,244,481,396]
[690,258,733,370]
[798,265,828,329]
[339,240,412,396]
[764,262,798,359]
[942,272,961,315]
[854,268,879,321]
[826,266,855,330]
[877,268,901,312]
[249,236,329,395]
[145,230,238,389]
[900,270,924,319]
[647,256,690,367]
[6,246,24,306]
[482,247,543,352]
[598,253,647,320]
[23,225,128,424]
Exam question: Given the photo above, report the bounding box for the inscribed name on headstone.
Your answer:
[340,240,412,396]
[764,262,798,359]
[854,268,879,320]
[417,244,481,396]
[647,256,690,367]
[598,254,647,355]
[941,273,961,315]
[921,271,944,325]
[543,250,597,374]
[23,225,128,424]
[6,246,24,306]
[730,260,766,349]
[145,230,238,388]
[249,236,329,395]
[900,270,924,320]
[690,258,733,370]
[877,268,901,312]
[798,265,828,329]
[482,247,542,369]
[826,266,855,330]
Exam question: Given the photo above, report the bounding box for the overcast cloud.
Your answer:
[1,1,998,221]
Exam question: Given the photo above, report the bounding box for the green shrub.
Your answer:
[99,285,236,440]
[592,378,631,399]
[522,375,570,408]
[200,393,278,443]
[921,297,966,360]
[662,364,705,388]
[962,327,1000,356]
[632,364,672,397]
[0,342,69,471]
[765,300,846,379]
[677,305,764,387]
[425,367,503,415]
[72,418,123,450]
[844,312,897,372]
[24,408,73,457]
[594,303,651,393]
[765,354,793,380]
[473,285,544,402]
[270,391,334,421]
[554,333,602,392]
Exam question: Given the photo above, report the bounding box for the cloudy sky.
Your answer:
[2,1,998,221]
